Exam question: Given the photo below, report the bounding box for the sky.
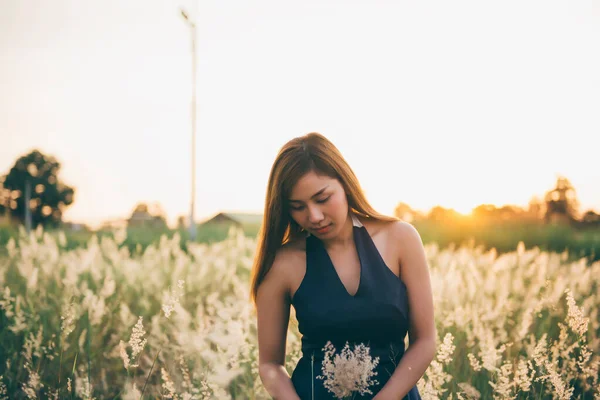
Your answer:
[1,0,599,229]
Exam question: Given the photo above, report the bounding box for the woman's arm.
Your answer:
[256,249,301,400]
[258,363,299,400]
[374,221,437,399]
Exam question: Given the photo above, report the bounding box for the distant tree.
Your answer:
[581,210,600,225]
[427,206,462,222]
[1,150,75,228]
[127,202,168,229]
[544,176,579,223]
[527,196,545,220]
[394,202,416,222]
[0,177,9,226]
[496,205,525,221]
[177,215,187,230]
[0,177,6,216]
[472,204,497,221]
[471,204,525,222]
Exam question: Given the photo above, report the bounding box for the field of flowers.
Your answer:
[0,226,598,399]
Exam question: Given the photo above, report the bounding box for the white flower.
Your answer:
[124,316,147,368]
[565,289,589,338]
[162,280,185,319]
[60,302,76,338]
[161,368,178,399]
[317,341,380,399]
[119,340,130,370]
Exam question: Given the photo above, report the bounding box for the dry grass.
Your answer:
[0,226,598,399]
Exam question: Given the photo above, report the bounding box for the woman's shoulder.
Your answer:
[361,217,424,279]
[275,238,306,263]
[266,238,307,294]
[362,216,421,246]
[360,214,411,232]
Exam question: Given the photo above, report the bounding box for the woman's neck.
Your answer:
[322,213,355,250]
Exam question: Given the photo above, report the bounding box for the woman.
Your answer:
[251,133,436,399]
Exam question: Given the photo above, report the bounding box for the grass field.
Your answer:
[1,219,599,262]
[0,225,598,398]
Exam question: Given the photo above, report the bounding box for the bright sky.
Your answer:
[1,0,599,229]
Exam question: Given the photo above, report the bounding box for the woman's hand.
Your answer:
[372,389,401,400]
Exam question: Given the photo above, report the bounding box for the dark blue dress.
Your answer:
[290,214,422,400]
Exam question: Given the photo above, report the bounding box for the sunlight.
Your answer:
[450,204,474,216]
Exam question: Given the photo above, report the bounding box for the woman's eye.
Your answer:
[290,196,329,211]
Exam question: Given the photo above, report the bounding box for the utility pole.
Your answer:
[181,8,197,240]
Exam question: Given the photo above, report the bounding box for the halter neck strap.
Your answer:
[351,213,363,227]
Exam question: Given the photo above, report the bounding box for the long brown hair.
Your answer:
[249,132,397,307]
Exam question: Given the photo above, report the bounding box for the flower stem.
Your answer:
[140,348,161,399]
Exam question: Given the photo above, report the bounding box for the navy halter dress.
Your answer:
[290,214,422,400]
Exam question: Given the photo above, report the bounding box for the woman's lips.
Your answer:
[314,224,332,234]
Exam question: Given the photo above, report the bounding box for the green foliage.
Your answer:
[544,176,579,221]
[1,220,599,262]
[1,150,75,228]
[412,219,600,261]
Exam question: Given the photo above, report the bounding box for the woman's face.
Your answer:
[288,170,349,238]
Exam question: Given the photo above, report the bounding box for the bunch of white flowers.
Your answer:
[119,316,147,369]
[317,341,380,399]
[162,280,185,319]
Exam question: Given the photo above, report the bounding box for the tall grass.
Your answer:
[1,219,599,261]
[414,219,600,261]
[0,227,598,399]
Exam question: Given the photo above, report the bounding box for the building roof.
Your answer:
[202,211,263,226]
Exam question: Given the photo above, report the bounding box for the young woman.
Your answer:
[251,133,435,399]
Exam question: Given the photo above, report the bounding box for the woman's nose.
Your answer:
[307,205,324,224]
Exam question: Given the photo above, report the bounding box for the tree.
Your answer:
[496,205,525,221]
[427,206,462,222]
[394,202,416,222]
[2,150,75,228]
[177,215,187,230]
[0,177,7,216]
[472,204,498,221]
[544,176,579,223]
[127,202,168,229]
[581,210,600,225]
[527,196,545,220]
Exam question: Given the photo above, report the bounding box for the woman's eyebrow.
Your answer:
[289,185,329,203]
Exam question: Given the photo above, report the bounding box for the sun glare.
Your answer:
[452,205,474,216]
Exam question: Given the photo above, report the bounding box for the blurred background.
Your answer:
[1,0,599,257]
